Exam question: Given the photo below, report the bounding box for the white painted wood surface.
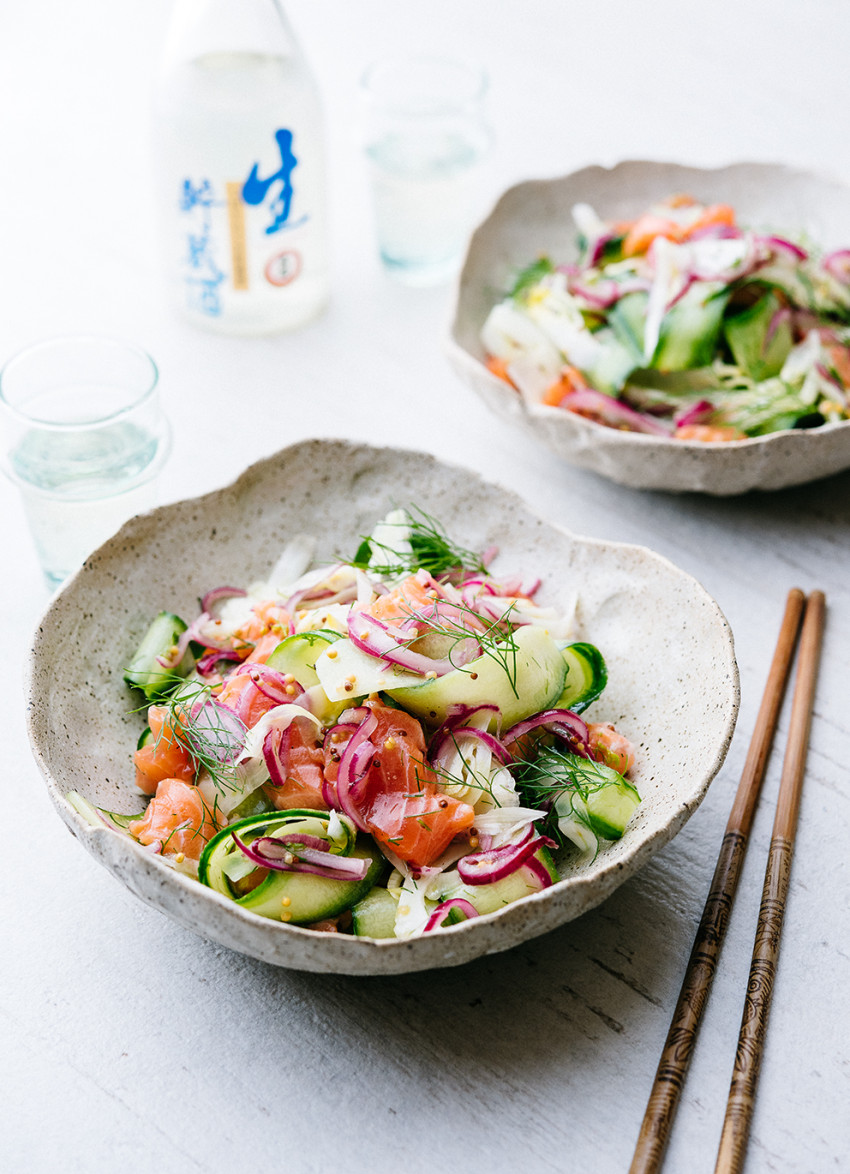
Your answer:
[1,2,848,1171]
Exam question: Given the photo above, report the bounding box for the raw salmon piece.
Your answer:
[588,722,636,775]
[232,600,291,645]
[265,716,328,811]
[245,632,286,664]
[682,203,736,239]
[542,365,589,406]
[622,215,686,257]
[675,424,744,442]
[354,703,475,869]
[368,575,436,626]
[128,777,220,860]
[134,706,195,796]
[217,670,281,729]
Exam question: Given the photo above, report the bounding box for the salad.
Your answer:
[481,194,850,441]
[70,508,641,939]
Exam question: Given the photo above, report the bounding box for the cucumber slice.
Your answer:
[555,642,607,714]
[584,777,641,839]
[351,886,399,938]
[437,846,560,916]
[227,787,276,821]
[585,328,641,394]
[542,751,640,841]
[653,283,730,371]
[266,630,350,723]
[199,810,385,924]
[124,612,192,701]
[608,291,648,358]
[265,630,342,688]
[723,291,793,381]
[386,624,566,729]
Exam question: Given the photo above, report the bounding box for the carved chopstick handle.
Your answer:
[715,591,825,1174]
[629,589,805,1174]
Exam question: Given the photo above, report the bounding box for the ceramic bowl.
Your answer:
[447,160,850,495]
[26,440,739,975]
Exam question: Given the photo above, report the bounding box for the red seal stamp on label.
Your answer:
[264,249,302,287]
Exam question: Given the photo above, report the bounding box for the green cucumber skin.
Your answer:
[556,642,607,714]
[723,291,793,381]
[584,779,641,840]
[199,810,385,925]
[265,630,341,689]
[200,810,352,888]
[352,846,560,938]
[653,284,730,371]
[238,837,385,922]
[440,847,560,916]
[351,886,399,939]
[124,612,191,701]
[387,625,566,729]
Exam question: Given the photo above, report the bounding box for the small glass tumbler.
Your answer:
[0,337,172,589]
[360,55,491,287]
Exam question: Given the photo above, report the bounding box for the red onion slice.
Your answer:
[231,661,302,705]
[686,224,741,243]
[761,234,808,262]
[458,827,554,885]
[816,362,845,393]
[522,856,556,890]
[823,248,850,284]
[334,710,379,830]
[347,610,458,677]
[429,724,512,767]
[423,898,480,932]
[263,725,292,787]
[263,833,331,853]
[232,833,369,881]
[559,389,673,437]
[588,231,618,268]
[196,649,242,677]
[503,708,591,759]
[200,586,247,614]
[675,399,715,429]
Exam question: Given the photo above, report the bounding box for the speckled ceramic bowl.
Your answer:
[26,440,739,974]
[447,160,850,495]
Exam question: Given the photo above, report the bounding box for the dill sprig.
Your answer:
[159,679,247,794]
[508,256,555,301]
[519,748,619,801]
[413,598,521,697]
[420,737,504,807]
[516,745,636,845]
[350,505,487,578]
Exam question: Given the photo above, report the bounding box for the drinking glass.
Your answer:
[0,337,172,589]
[360,55,491,287]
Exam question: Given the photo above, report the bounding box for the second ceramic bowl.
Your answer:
[447,159,850,495]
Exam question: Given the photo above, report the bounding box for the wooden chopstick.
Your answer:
[714,590,826,1174]
[629,588,807,1174]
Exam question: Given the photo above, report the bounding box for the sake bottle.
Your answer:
[153,0,329,334]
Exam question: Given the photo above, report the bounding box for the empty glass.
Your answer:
[360,55,491,287]
[0,337,172,589]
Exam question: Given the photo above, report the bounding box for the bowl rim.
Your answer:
[25,438,741,971]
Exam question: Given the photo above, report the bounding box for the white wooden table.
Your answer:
[2,3,848,1171]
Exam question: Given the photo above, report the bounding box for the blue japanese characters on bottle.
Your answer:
[154,2,329,335]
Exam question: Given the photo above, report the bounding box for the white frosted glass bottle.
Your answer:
[153,0,329,334]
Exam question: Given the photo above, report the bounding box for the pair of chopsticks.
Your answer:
[630,588,826,1174]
